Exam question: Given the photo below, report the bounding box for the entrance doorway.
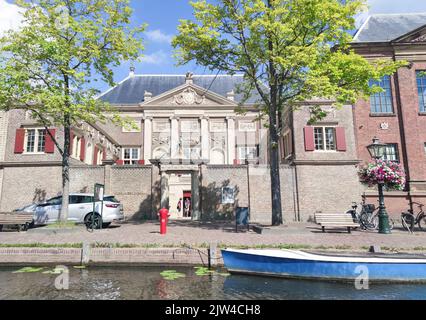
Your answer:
[168,173,191,219]
[183,191,192,218]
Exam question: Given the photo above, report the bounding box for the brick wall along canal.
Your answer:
[0,266,426,299]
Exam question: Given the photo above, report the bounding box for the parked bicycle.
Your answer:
[401,202,426,232]
[347,201,394,231]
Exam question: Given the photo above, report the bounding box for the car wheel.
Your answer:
[84,213,102,229]
[102,222,111,229]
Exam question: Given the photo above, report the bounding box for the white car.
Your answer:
[16,193,124,229]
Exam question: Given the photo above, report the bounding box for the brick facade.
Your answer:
[352,19,426,214]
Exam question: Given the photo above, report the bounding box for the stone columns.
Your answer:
[170,116,180,159]
[201,116,209,160]
[160,171,169,209]
[143,117,152,164]
[227,117,236,164]
[191,170,200,220]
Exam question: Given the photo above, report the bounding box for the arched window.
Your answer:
[153,147,169,159]
[210,148,225,165]
[85,143,93,165]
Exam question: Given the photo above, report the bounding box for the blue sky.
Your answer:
[2,0,426,93]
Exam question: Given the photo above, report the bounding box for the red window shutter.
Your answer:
[69,131,74,154]
[103,148,106,161]
[116,160,124,165]
[93,146,98,165]
[138,160,145,165]
[233,159,240,165]
[44,129,56,154]
[304,127,315,151]
[80,137,85,161]
[14,129,25,154]
[335,127,347,151]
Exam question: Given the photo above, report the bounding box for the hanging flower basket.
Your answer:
[358,159,406,191]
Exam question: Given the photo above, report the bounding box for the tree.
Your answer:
[0,0,145,221]
[173,0,405,225]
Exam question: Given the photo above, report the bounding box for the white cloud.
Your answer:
[140,50,170,65]
[0,0,25,36]
[144,29,174,44]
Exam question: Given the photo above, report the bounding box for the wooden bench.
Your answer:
[0,213,33,232]
[314,213,360,233]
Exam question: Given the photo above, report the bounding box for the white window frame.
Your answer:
[382,144,399,162]
[122,147,140,165]
[85,142,93,165]
[96,148,103,165]
[24,128,46,154]
[71,135,82,160]
[314,126,336,152]
[238,146,258,160]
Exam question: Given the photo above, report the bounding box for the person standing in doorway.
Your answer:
[184,198,191,218]
[177,198,183,217]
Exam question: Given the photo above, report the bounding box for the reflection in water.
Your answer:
[0,266,425,300]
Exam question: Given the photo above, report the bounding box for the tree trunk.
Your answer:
[59,116,71,222]
[266,3,283,225]
[269,102,283,226]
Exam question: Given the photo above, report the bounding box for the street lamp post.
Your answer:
[366,137,391,234]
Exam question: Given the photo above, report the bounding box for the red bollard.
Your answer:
[158,208,170,235]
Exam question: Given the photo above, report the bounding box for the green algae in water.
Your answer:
[194,266,230,277]
[42,266,67,274]
[73,266,86,269]
[13,267,44,273]
[194,266,215,276]
[160,270,186,281]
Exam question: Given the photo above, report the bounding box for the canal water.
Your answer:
[0,266,426,300]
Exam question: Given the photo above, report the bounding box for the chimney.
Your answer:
[129,66,136,77]
[185,72,194,84]
[227,90,235,101]
[144,91,152,101]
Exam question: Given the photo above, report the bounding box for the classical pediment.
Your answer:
[140,83,238,108]
[392,25,426,43]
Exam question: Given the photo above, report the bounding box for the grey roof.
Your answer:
[353,13,426,43]
[98,74,260,105]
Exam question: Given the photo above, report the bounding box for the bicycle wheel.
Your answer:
[360,212,376,230]
[389,218,395,230]
[371,214,379,230]
[401,213,414,232]
[418,214,426,231]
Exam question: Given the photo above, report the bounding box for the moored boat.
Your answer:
[221,249,426,282]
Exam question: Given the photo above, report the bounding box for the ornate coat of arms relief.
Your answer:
[172,88,205,105]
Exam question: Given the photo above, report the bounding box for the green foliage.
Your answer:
[173,0,406,121]
[0,0,145,144]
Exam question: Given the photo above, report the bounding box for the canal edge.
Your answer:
[0,243,223,267]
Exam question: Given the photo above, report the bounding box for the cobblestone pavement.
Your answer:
[0,220,426,251]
